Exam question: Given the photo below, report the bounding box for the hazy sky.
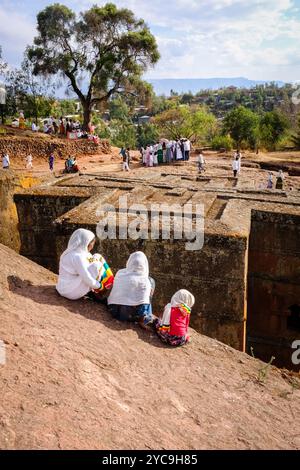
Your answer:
[1,0,300,81]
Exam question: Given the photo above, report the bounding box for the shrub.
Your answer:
[211,135,234,151]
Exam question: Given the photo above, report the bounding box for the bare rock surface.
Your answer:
[0,243,299,450]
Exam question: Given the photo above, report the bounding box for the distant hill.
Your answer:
[148,77,285,96]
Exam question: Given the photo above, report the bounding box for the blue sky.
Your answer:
[1,0,300,81]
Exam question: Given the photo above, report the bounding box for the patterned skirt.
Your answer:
[155,319,188,347]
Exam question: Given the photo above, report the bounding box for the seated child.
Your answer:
[107,251,155,329]
[155,289,195,346]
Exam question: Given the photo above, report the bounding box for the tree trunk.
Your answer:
[82,102,92,131]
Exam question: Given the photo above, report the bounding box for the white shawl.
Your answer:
[160,289,195,327]
[56,229,100,300]
[108,251,151,306]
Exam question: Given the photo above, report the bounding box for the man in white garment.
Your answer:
[2,153,10,169]
[183,139,191,161]
[25,154,33,170]
[232,152,241,177]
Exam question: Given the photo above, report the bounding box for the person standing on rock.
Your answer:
[275,169,284,190]
[122,148,130,172]
[197,150,206,174]
[59,116,65,135]
[119,146,126,168]
[232,152,241,178]
[267,172,273,189]
[155,289,195,346]
[2,153,10,170]
[107,251,155,330]
[184,138,191,161]
[56,228,114,301]
[49,152,54,172]
[25,154,33,170]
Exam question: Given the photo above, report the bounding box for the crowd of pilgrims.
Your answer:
[56,228,195,347]
[140,139,192,166]
[31,116,95,138]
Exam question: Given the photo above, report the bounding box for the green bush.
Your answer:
[211,135,234,151]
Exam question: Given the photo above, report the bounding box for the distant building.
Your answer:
[138,115,151,125]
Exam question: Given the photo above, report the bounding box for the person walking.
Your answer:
[122,148,130,171]
[25,154,33,170]
[2,153,10,170]
[267,172,273,189]
[197,151,206,174]
[49,152,55,172]
[232,152,241,178]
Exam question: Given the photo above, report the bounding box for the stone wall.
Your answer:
[55,221,248,351]
[14,189,92,271]
[247,210,300,370]
[0,135,110,160]
[13,172,300,364]
[0,172,47,251]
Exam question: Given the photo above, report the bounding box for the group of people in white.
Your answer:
[11,111,97,142]
[1,146,285,191]
[140,138,192,167]
[267,169,285,190]
[56,228,195,347]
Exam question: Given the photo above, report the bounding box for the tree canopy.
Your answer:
[153,105,217,143]
[259,110,290,150]
[222,105,259,149]
[27,2,160,129]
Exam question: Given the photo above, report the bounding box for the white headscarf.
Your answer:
[61,229,95,260]
[108,251,151,306]
[160,289,195,326]
[278,170,284,179]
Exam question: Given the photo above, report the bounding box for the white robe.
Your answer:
[56,229,101,300]
[2,155,10,168]
[232,159,241,172]
[108,252,151,306]
[176,143,183,160]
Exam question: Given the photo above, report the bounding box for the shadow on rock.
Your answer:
[7,275,166,348]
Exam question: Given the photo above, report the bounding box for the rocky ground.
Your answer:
[0,243,299,450]
[1,124,300,177]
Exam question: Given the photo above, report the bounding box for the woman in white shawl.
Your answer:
[108,251,155,328]
[275,169,284,190]
[176,140,184,161]
[56,228,114,301]
[155,289,195,346]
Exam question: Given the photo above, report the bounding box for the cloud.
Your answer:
[0,0,299,81]
[0,2,36,66]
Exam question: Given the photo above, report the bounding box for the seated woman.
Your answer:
[107,251,155,329]
[56,228,114,301]
[155,289,195,346]
[71,157,79,172]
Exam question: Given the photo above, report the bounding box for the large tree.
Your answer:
[222,105,259,149]
[27,3,160,130]
[5,53,55,123]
